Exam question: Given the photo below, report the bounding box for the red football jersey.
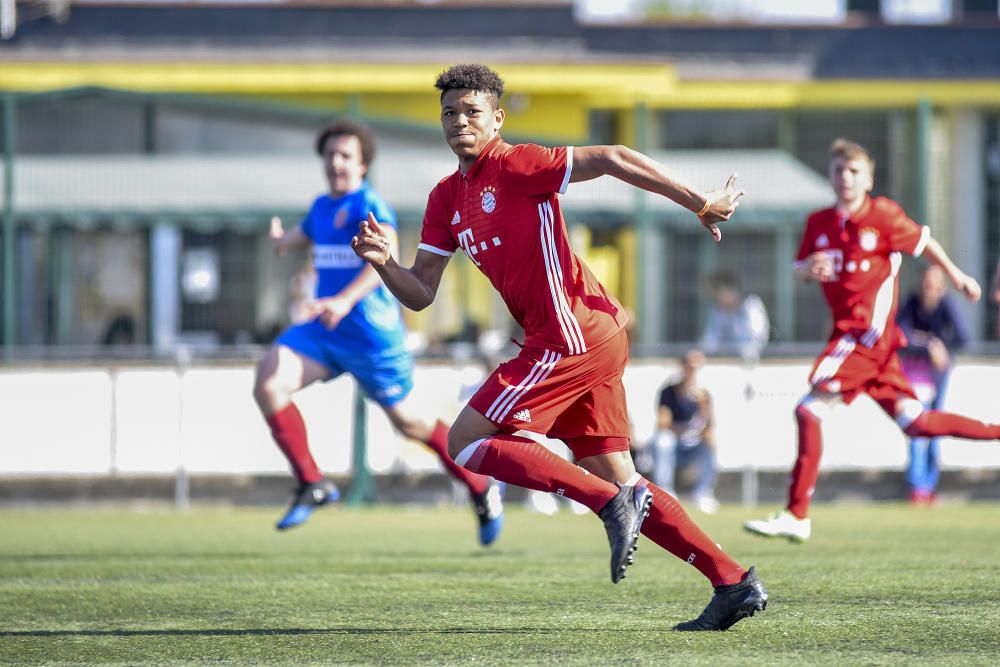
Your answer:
[795,196,929,352]
[418,136,627,355]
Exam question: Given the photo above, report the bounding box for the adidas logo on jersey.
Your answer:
[451,211,461,225]
[513,409,531,422]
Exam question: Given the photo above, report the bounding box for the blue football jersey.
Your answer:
[300,184,406,353]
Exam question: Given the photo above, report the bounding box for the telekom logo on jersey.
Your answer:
[313,244,362,269]
[456,228,502,267]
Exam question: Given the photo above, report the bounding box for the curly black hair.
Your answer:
[435,64,505,109]
[315,119,377,167]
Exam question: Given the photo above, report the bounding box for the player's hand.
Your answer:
[927,336,951,371]
[351,212,392,266]
[953,272,981,303]
[306,296,353,331]
[806,251,836,282]
[269,216,287,256]
[698,173,746,242]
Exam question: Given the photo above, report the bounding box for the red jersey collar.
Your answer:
[838,196,873,224]
[460,134,505,180]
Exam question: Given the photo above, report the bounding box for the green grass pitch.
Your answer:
[2,502,1000,665]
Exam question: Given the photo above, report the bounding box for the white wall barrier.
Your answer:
[1,358,998,476]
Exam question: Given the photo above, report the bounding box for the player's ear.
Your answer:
[493,107,505,132]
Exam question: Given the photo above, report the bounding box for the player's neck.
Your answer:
[328,182,364,199]
[835,194,867,218]
[458,154,477,175]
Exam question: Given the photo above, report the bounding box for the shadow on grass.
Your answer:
[1,627,563,637]
[0,553,276,563]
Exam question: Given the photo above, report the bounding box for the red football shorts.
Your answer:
[469,329,631,449]
[808,332,917,415]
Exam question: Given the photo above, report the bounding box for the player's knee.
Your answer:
[446,429,468,460]
[795,397,829,424]
[252,372,287,412]
[896,398,925,433]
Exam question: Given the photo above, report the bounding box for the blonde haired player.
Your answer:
[745,138,1000,542]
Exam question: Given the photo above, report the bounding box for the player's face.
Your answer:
[829,156,873,206]
[921,267,947,309]
[321,134,366,197]
[440,89,505,164]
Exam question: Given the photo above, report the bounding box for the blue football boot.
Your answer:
[472,481,505,546]
[276,479,340,531]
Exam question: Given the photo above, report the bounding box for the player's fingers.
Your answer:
[367,212,385,235]
[269,216,283,236]
[725,172,738,190]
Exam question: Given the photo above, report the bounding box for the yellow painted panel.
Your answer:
[0,62,676,97]
[501,94,589,143]
[584,246,621,300]
[327,91,593,143]
[4,62,1000,125]
[618,227,638,310]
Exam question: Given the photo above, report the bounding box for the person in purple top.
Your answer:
[896,265,970,504]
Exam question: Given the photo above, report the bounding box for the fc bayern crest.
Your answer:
[333,207,348,229]
[859,227,879,251]
[481,186,497,214]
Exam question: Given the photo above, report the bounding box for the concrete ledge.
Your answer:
[1,469,999,507]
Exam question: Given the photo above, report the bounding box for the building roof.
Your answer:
[3,3,1000,80]
[2,146,831,229]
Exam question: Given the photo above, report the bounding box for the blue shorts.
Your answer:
[277,320,413,407]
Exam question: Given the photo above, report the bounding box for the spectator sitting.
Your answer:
[699,270,770,362]
[649,349,719,514]
[101,313,137,346]
[897,265,969,504]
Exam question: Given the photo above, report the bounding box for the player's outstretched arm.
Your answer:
[351,213,449,311]
[570,145,744,242]
[922,236,982,303]
[269,216,310,256]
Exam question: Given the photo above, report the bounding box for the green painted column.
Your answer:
[775,225,795,342]
[633,102,658,346]
[346,93,362,119]
[778,111,797,153]
[345,382,376,506]
[914,98,932,226]
[2,94,15,347]
[54,227,74,345]
[696,232,717,333]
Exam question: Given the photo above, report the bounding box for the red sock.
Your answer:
[458,434,618,512]
[904,410,1000,440]
[787,402,823,519]
[265,404,322,485]
[638,478,746,587]
[424,421,489,496]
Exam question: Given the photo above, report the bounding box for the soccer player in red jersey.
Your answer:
[745,138,1000,543]
[352,64,767,631]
